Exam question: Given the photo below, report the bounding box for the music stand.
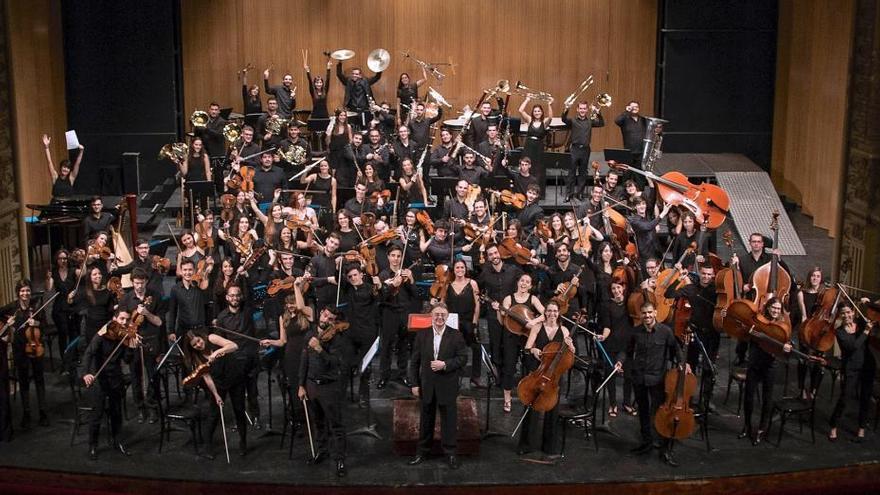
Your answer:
[186,180,216,226]
[603,148,633,166]
[220,108,233,120]
[308,118,331,152]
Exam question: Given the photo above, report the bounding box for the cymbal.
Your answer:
[367,48,391,72]
[331,49,355,61]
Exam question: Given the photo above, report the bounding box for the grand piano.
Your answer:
[25,195,126,255]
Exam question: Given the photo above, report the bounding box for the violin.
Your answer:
[369,189,391,204]
[285,217,314,232]
[360,243,379,277]
[239,165,256,193]
[551,267,583,316]
[360,212,377,239]
[797,285,840,353]
[362,229,397,247]
[608,162,730,229]
[151,255,172,273]
[227,230,253,257]
[517,340,574,412]
[267,276,296,296]
[751,211,792,324]
[415,210,435,236]
[429,264,454,301]
[107,276,125,300]
[488,188,525,209]
[88,244,113,260]
[481,295,536,337]
[463,184,481,211]
[219,193,236,223]
[497,237,533,266]
[191,259,209,283]
[195,222,214,250]
[534,220,552,243]
[241,243,268,272]
[317,321,350,343]
[22,308,44,359]
[183,362,211,388]
[654,363,697,440]
[386,261,420,296]
[71,248,87,266]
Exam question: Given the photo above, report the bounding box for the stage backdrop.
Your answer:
[180,0,658,151]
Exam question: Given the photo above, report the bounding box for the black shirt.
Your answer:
[216,306,258,357]
[623,322,682,386]
[263,81,296,119]
[598,299,632,353]
[664,282,717,331]
[614,112,647,153]
[167,281,208,331]
[477,261,523,318]
[562,108,605,148]
[253,165,286,201]
[83,212,115,240]
[299,325,353,385]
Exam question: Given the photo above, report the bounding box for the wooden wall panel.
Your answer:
[6,0,67,208]
[772,0,855,237]
[181,0,658,151]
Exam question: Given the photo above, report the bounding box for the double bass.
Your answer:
[654,363,697,440]
[751,210,792,325]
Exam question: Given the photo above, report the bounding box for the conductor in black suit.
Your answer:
[407,303,469,469]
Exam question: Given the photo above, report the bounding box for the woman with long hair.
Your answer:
[499,273,545,413]
[796,266,826,400]
[46,249,79,358]
[300,159,337,217]
[305,59,332,119]
[176,230,206,271]
[518,96,554,190]
[334,209,359,253]
[441,259,483,387]
[828,303,876,442]
[42,134,83,199]
[68,266,116,347]
[326,109,354,187]
[396,69,427,124]
[241,68,263,128]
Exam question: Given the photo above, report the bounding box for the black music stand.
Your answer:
[186,180,216,226]
[308,118,331,152]
[603,148,633,166]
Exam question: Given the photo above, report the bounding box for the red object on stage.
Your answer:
[407,313,432,331]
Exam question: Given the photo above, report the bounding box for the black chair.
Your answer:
[156,391,203,455]
[724,366,749,415]
[767,394,817,447]
[558,389,602,455]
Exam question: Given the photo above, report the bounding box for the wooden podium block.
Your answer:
[391,397,480,456]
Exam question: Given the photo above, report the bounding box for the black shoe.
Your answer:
[137,410,146,424]
[38,411,49,427]
[737,428,751,440]
[516,447,532,456]
[147,410,159,424]
[401,378,413,388]
[377,379,387,390]
[20,413,31,430]
[408,455,426,466]
[660,451,679,467]
[630,442,653,455]
[447,455,459,470]
[199,450,216,460]
[336,459,347,477]
[252,417,262,431]
[752,430,765,446]
[238,442,248,457]
[89,446,98,461]
[114,440,131,456]
[309,452,328,465]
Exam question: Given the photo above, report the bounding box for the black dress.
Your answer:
[52,177,75,198]
[281,317,309,393]
[519,325,564,454]
[73,288,116,352]
[307,68,331,119]
[336,229,359,253]
[310,175,333,210]
[445,281,480,379]
[397,83,419,122]
[523,121,548,189]
[329,130,353,188]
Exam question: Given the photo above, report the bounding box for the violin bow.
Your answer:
[210,325,262,343]
[558,314,614,369]
[302,396,317,461]
[219,403,231,464]
[836,283,872,322]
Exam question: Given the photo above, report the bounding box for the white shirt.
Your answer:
[432,325,445,360]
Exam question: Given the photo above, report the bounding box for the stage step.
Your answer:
[715,171,806,256]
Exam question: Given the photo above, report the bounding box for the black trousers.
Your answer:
[132,349,160,410]
[88,382,123,447]
[239,354,261,419]
[306,380,346,460]
[417,392,458,456]
[52,311,79,360]
[349,326,378,399]
[686,328,720,405]
[0,353,12,441]
[568,144,591,196]
[633,381,665,443]
[379,309,411,380]
[458,320,481,380]
[206,381,247,450]
[829,370,875,429]
[743,363,776,432]
[500,331,524,391]
[14,353,46,414]
[797,344,826,395]
[606,350,633,408]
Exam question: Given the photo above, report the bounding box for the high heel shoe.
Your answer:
[503,401,512,413]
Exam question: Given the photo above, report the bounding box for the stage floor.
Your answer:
[0,333,877,491]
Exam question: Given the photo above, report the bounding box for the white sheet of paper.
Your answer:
[65,130,80,150]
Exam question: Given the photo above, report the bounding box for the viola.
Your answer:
[751,210,792,325]
[797,286,840,353]
[517,340,574,412]
[369,189,391,204]
[654,363,697,440]
[219,193,236,223]
[183,362,211,388]
[267,276,296,296]
[534,220,552,243]
[360,212,377,239]
[286,217,314,232]
[107,276,125,300]
[463,184,481,211]
[386,261,420,296]
[551,267,583,316]
[191,259,209,283]
[151,255,172,273]
[195,222,214,250]
[362,229,397,247]
[429,264,454,301]
[241,243,268,273]
[360,243,379,277]
[497,237,533,266]
[71,248,87,266]
[713,230,743,331]
[22,308,44,358]
[89,244,113,260]
[239,165,256,193]
[608,162,730,229]
[128,296,154,330]
[488,188,525,209]
[415,210,435,236]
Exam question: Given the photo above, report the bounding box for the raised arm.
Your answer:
[42,134,58,182]
[518,97,532,123]
[70,144,84,184]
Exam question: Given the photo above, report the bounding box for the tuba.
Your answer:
[641,117,668,173]
[190,110,209,127]
[158,142,188,161]
[223,123,242,143]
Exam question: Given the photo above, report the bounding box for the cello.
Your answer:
[797,285,840,353]
[651,243,696,323]
[429,264,454,302]
[480,294,536,337]
[516,340,575,413]
[751,210,792,325]
[713,230,743,332]
[608,162,730,229]
[654,363,697,440]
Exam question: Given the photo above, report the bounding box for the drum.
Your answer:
[443,118,468,131]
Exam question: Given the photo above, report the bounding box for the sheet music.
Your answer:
[65,130,80,150]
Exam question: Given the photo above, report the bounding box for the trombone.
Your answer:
[563,75,595,110]
[402,51,454,81]
[514,81,553,102]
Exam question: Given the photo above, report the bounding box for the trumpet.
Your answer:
[223,123,242,143]
[190,110,209,127]
[590,93,612,119]
[563,75,595,109]
[158,142,188,162]
[514,81,553,102]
